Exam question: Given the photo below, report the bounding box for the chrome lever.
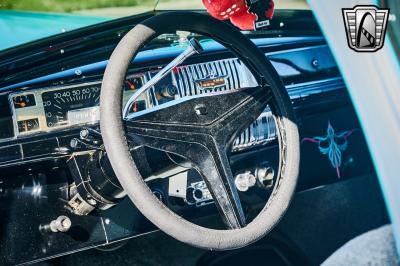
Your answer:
[123,38,204,119]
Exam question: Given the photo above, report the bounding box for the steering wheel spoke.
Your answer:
[211,86,272,145]
[188,142,246,229]
[126,123,246,228]
[129,130,247,228]
[125,86,272,228]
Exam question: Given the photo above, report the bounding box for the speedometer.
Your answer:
[41,85,101,128]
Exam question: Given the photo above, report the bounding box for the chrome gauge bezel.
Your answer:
[8,74,148,138]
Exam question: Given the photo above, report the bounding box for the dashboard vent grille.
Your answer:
[174,58,276,152]
[232,110,276,152]
[174,58,244,96]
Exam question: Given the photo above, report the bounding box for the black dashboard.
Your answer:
[0,10,378,265]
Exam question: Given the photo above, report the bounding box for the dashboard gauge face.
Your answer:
[18,118,39,133]
[41,85,100,128]
[13,94,36,109]
[124,76,143,91]
[11,74,149,136]
[130,100,147,113]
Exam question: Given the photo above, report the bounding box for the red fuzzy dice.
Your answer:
[202,0,274,30]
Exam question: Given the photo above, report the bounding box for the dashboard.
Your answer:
[0,38,346,173]
[0,40,344,171]
[3,55,281,150]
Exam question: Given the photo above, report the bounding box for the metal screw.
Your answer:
[195,104,207,115]
[80,128,90,139]
[70,138,79,149]
[311,59,319,69]
[87,198,97,205]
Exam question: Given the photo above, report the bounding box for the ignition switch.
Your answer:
[159,85,178,98]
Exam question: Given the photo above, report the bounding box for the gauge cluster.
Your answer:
[41,85,101,128]
[9,75,150,136]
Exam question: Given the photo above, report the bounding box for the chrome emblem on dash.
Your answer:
[342,5,389,52]
[194,68,227,91]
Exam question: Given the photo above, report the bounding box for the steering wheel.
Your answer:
[100,11,299,250]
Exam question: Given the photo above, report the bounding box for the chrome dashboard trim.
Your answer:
[6,73,149,140]
[123,40,202,119]
[8,80,103,139]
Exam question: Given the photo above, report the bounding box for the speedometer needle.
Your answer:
[15,102,26,107]
[132,102,137,112]
[126,80,136,90]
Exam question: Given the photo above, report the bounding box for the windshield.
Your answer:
[0,0,308,50]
